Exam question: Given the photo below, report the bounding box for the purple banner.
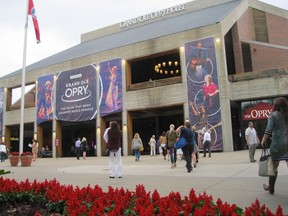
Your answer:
[99,58,123,116]
[37,75,54,125]
[55,65,97,122]
[0,87,3,136]
[185,37,223,151]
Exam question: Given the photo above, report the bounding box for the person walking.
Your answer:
[132,133,143,161]
[31,139,39,162]
[261,97,288,195]
[0,142,7,162]
[81,137,87,159]
[160,132,167,160]
[245,121,260,162]
[177,121,195,173]
[149,135,156,156]
[192,126,199,166]
[107,121,122,178]
[203,129,211,158]
[75,137,81,160]
[166,124,178,168]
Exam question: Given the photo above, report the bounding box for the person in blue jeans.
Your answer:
[166,124,178,168]
[0,142,7,162]
[177,120,195,173]
[132,133,143,162]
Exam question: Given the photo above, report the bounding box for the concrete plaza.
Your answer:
[1,149,287,214]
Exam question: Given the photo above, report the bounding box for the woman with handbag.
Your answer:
[132,133,143,162]
[261,97,288,194]
[177,120,195,173]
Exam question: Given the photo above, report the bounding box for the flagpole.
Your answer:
[19,0,30,155]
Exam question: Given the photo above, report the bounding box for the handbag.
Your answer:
[174,137,187,149]
[258,148,275,177]
[139,146,144,152]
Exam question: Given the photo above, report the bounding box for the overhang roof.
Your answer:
[2,0,240,79]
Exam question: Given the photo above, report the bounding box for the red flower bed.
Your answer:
[0,177,283,216]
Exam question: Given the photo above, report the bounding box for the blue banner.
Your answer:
[37,75,54,125]
[185,37,223,151]
[0,87,3,136]
[55,65,97,122]
[99,58,123,116]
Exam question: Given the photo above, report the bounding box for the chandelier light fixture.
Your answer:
[154,61,180,75]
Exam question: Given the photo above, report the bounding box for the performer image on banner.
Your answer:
[99,58,123,117]
[189,101,208,148]
[105,62,118,111]
[188,41,212,83]
[202,74,219,114]
[37,75,54,124]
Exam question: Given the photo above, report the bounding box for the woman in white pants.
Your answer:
[107,121,123,178]
[149,135,156,156]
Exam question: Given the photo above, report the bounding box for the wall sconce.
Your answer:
[215,38,221,43]
[53,131,56,137]
[2,135,5,143]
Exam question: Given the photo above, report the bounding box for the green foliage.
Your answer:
[0,169,11,175]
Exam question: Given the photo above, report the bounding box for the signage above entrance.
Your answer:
[242,102,274,121]
[119,3,187,28]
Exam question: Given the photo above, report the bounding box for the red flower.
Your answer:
[20,152,33,156]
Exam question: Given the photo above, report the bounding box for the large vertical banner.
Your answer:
[99,58,123,116]
[185,37,223,151]
[0,87,4,136]
[37,75,54,125]
[55,65,97,122]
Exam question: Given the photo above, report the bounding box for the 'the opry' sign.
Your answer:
[242,102,274,121]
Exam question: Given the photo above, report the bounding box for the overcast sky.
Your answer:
[1,0,288,78]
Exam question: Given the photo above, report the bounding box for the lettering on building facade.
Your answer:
[119,4,187,28]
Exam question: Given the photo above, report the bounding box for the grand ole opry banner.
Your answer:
[99,58,123,117]
[55,65,97,122]
[185,37,223,151]
[37,74,54,125]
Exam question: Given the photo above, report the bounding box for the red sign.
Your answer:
[55,138,60,147]
[242,102,273,121]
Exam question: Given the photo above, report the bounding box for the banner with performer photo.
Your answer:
[0,87,4,136]
[37,75,54,125]
[99,58,123,116]
[55,65,97,122]
[185,37,223,151]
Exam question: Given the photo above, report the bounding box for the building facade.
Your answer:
[0,0,288,157]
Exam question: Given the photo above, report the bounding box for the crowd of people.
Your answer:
[98,118,213,179]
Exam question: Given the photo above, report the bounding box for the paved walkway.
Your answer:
[1,149,288,214]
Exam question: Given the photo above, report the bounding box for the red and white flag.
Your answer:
[28,0,40,43]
